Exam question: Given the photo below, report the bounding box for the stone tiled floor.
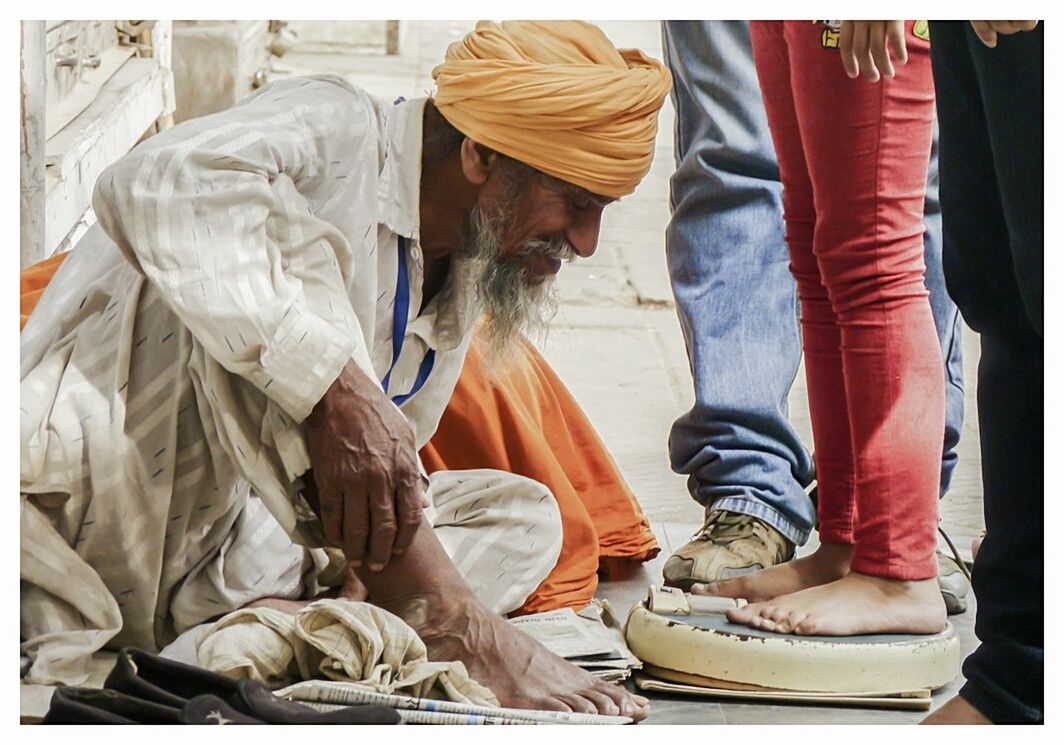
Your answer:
[270,19,985,724]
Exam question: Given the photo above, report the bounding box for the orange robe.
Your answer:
[20,253,69,330]
[421,337,658,614]
[21,253,658,614]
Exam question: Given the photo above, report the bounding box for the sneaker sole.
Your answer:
[942,591,968,615]
[662,564,764,593]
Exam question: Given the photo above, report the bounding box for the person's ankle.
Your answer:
[847,571,943,596]
[376,590,459,628]
[808,542,854,571]
[376,588,489,639]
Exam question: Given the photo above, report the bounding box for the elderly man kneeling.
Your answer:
[20,20,671,718]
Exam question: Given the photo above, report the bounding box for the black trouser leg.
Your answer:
[929,20,1043,724]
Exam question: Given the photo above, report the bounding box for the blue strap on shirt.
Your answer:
[381,236,436,405]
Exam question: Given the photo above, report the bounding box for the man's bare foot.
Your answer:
[922,694,992,724]
[691,542,853,602]
[384,592,650,720]
[726,572,947,636]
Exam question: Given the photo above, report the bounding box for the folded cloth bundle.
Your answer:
[194,599,498,706]
[43,647,400,724]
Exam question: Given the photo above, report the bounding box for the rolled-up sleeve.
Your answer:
[93,75,372,422]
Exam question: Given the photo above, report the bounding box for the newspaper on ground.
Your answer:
[275,679,633,724]
[508,599,641,681]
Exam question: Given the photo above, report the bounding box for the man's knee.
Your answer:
[429,469,564,614]
[429,469,562,532]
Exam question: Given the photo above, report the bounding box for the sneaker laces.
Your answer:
[938,526,973,582]
[696,511,759,545]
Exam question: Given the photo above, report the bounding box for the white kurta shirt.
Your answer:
[20,76,484,675]
[26,75,480,540]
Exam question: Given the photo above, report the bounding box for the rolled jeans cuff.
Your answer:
[710,496,807,547]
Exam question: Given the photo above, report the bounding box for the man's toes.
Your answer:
[624,697,651,722]
[593,681,646,719]
[557,694,597,715]
[794,617,821,636]
[593,680,628,705]
[582,688,620,716]
[544,696,575,713]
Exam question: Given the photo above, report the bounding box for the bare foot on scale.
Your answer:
[725,572,947,636]
[691,542,854,602]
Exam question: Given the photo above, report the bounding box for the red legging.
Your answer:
[750,21,942,580]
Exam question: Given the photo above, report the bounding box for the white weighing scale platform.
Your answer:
[625,586,960,710]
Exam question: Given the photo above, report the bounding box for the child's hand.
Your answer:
[839,21,908,81]
[969,21,1040,48]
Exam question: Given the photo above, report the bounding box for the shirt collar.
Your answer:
[377,96,426,241]
[408,256,483,352]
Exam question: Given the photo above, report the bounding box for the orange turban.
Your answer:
[431,20,673,199]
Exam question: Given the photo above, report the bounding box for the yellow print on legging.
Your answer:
[814,20,843,48]
[815,21,930,48]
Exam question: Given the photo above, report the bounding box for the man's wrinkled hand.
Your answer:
[305,362,424,571]
[969,21,1039,48]
[839,21,909,81]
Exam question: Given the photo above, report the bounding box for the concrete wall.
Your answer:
[171,20,271,122]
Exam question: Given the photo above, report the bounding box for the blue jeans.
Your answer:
[661,21,965,546]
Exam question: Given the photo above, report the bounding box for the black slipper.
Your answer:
[235,679,400,724]
[180,695,263,724]
[105,647,399,724]
[43,687,183,724]
[104,647,240,707]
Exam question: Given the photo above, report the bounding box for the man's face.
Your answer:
[487,173,611,281]
[453,161,613,361]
